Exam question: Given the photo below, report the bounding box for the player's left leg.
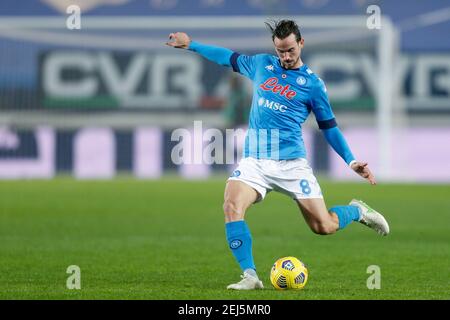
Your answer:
[272,158,388,235]
[348,199,390,235]
[296,198,359,235]
[296,198,389,235]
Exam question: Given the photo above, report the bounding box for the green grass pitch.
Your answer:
[0,178,449,300]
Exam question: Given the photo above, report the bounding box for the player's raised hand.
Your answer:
[166,32,191,49]
[351,161,376,185]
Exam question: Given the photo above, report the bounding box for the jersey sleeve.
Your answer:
[310,78,337,129]
[188,41,234,67]
[230,53,258,80]
[322,127,355,165]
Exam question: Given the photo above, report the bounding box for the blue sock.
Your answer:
[330,205,361,230]
[225,221,256,272]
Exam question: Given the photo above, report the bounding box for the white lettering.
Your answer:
[366,265,381,289]
[66,265,81,289]
[367,5,381,29]
[66,5,81,30]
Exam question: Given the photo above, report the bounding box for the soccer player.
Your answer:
[166,20,390,290]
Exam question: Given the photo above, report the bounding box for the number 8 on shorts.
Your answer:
[300,179,311,195]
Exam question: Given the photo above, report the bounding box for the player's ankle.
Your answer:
[244,268,258,278]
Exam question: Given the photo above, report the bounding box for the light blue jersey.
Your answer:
[231,53,335,160]
[188,41,355,164]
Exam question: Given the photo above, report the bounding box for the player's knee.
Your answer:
[310,221,336,235]
[223,200,243,221]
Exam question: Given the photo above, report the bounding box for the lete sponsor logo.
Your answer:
[259,77,297,100]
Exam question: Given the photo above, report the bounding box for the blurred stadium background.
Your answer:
[0,0,449,300]
[0,0,449,181]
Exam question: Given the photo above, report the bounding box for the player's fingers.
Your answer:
[169,33,175,39]
[365,168,376,185]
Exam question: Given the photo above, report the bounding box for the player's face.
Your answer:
[274,33,304,69]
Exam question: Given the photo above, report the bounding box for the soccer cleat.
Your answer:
[350,199,390,236]
[227,272,264,290]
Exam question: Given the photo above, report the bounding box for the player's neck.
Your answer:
[293,59,304,69]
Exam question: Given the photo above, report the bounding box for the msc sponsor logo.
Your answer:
[257,97,287,113]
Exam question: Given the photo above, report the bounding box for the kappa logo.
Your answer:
[265,65,274,71]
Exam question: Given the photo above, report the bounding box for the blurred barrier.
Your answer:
[1,126,449,182]
[331,128,450,183]
[0,127,55,178]
[0,14,448,182]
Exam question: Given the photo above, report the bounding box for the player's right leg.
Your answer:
[223,180,263,290]
[223,180,258,223]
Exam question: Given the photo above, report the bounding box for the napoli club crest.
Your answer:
[296,76,307,86]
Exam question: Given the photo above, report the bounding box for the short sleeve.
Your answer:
[231,53,257,80]
[310,78,337,129]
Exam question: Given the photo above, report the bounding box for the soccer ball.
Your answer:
[270,256,308,290]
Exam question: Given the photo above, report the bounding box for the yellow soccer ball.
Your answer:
[270,256,308,290]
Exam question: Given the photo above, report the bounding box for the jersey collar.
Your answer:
[276,58,308,72]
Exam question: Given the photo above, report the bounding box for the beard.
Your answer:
[282,55,300,69]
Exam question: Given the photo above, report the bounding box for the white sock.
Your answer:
[244,268,258,279]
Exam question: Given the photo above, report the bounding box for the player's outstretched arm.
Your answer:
[321,127,376,185]
[166,32,235,67]
[312,79,376,185]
